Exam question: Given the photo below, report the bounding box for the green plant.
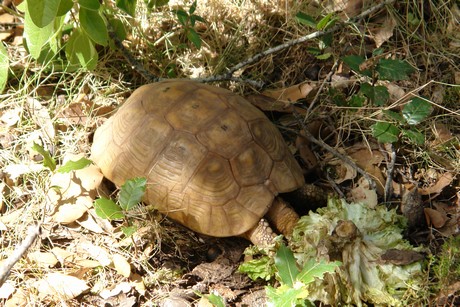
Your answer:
[341,53,432,144]
[173,0,206,49]
[94,177,146,218]
[239,243,340,306]
[430,236,460,293]
[295,11,338,60]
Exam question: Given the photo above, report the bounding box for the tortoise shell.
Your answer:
[91,80,304,237]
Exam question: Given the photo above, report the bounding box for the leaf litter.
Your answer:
[1,0,460,306]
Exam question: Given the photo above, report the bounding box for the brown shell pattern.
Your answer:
[91,80,304,237]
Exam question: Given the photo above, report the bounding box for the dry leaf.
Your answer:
[4,288,28,307]
[328,157,357,183]
[380,249,424,265]
[0,282,15,299]
[370,15,396,48]
[386,83,406,102]
[262,82,315,103]
[349,147,386,195]
[113,254,131,278]
[99,282,132,300]
[350,176,378,208]
[81,242,112,266]
[424,208,448,228]
[34,273,89,300]
[51,199,92,224]
[48,156,103,224]
[0,108,21,126]
[3,163,44,182]
[130,273,146,295]
[418,172,454,195]
[430,123,454,147]
[27,251,59,268]
[27,97,55,140]
[77,211,104,233]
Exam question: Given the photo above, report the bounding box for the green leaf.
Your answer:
[266,284,309,307]
[316,12,335,30]
[65,29,98,70]
[316,52,332,60]
[274,244,299,287]
[78,0,101,10]
[205,293,225,307]
[0,43,8,93]
[27,0,60,27]
[24,8,56,59]
[57,157,92,173]
[295,11,316,28]
[402,97,432,125]
[94,197,124,220]
[107,16,127,41]
[359,83,389,106]
[79,8,108,46]
[175,9,189,26]
[57,0,74,16]
[189,0,197,14]
[297,259,340,285]
[31,143,56,171]
[187,28,201,48]
[371,122,400,143]
[342,55,365,72]
[382,110,405,123]
[146,0,169,9]
[349,94,365,107]
[121,225,137,237]
[192,15,206,23]
[119,177,147,210]
[376,59,416,81]
[402,128,425,145]
[238,256,274,281]
[116,0,137,17]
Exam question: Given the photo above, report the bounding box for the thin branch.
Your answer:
[384,144,397,202]
[110,0,396,84]
[0,224,41,286]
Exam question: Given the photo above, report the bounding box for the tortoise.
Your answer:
[91,80,305,246]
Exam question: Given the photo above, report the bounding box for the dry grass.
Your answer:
[0,0,459,305]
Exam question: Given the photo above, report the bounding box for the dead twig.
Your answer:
[384,144,397,202]
[0,224,41,286]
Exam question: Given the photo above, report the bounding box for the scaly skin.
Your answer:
[242,197,299,246]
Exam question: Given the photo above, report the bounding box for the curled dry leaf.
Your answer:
[348,146,386,195]
[327,157,357,184]
[261,82,316,103]
[418,172,454,196]
[34,273,89,300]
[369,15,396,48]
[424,208,448,228]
